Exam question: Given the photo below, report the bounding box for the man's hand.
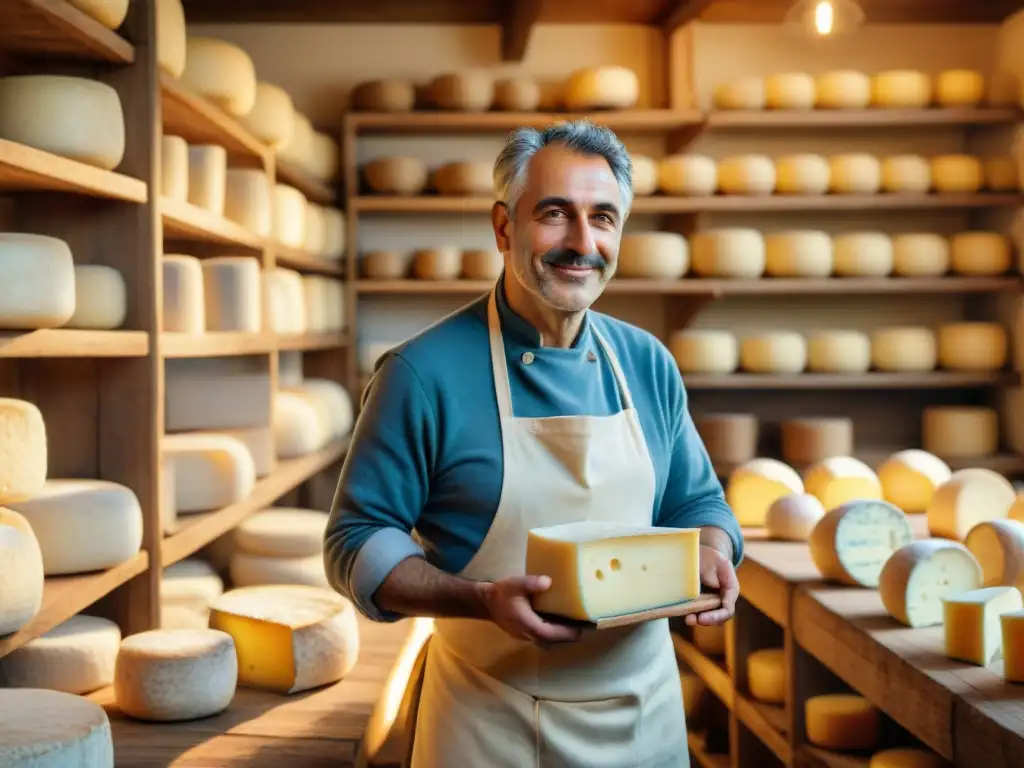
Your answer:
[480,575,583,645]
[684,545,739,627]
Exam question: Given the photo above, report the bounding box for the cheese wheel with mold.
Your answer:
[494,77,540,111]
[0,233,76,330]
[631,155,658,196]
[926,468,1016,540]
[892,234,949,277]
[765,231,833,277]
[965,519,1024,586]
[412,247,462,281]
[780,417,854,466]
[67,265,127,330]
[363,157,428,195]
[922,406,998,458]
[717,155,776,195]
[804,457,883,511]
[563,66,639,110]
[0,689,114,766]
[362,250,409,280]
[181,38,257,117]
[879,540,982,627]
[930,155,983,193]
[0,508,44,635]
[740,332,806,374]
[936,69,985,107]
[161,135,188,201]
[694,413,758,466]
[881,155,931,193]
[983,156,1019,191]
[712,77,765,110]
[766,493,827,541]
[657,154,717,196]
[815,70,871,109]
[833,232,893,277]
[669,330,738,374]
[617,233,688,279]
[806,330,871,373]
[870,327,936,371]
[775,154,830,195]
[350,79,415,112]
[765,72,815,109]
[726,458,804,527]
[157,0,187,79]
[871,70,932,108]
[809,499,912,587]
[0,614,120,694]
[461,249,503,280]
[431,162,492,195]
[427,72,493,111]
[828,154,881,194]
[691,229,766,278]
[242,82,294,149]
[949,232,1012,276]
[937,322,1007,370]
[878,449,952,514]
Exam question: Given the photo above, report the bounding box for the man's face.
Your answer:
[497,144,625,313]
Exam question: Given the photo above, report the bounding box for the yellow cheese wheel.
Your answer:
[926,468,1016,540]
[630,155,658,196]
[815,70,871,109]
[878,449,952,514]
[765,73,815,109]
[833,232,893,277]
[412,248,462,281]
[747,648,786,703]
[657,155,717,196]
[949,232,1012,276]
[922,406,998,458]
[181,38,257,117]
[693,622,728,656]
[350,79,415,112]
[892,233,949,277]
[804,456,883,510]
[563,67,639,111]
[431,162,492,196]
[242,82,295,149]
[930,155,983,193]
[694,413,758,466]
[493,78,540,111]
[713,77,765,110]
[869,748,947,768]
[716,155,776,196]
[935,69,985,107]
[726,458,804,527]
[764,231,833,277]
[937,322,1007,370]
[669,330,738,374]
[781,418,853,466]
[871,70,932,108]
[461,250,503,281]
[679,671,706,718]
[775,155,830,195]
[740,332,807,374]
[156,0,186,80]
[805,694,879,750]
[828,154,881,194]
[806,330,871,373]
[617,233,689,279]
[691,229,766,278]
[363,157,428,195]
[427,72,493,111]
[870,327,937,371]
[881,155,931,193]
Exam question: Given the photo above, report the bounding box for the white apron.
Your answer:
[407,288,689,768]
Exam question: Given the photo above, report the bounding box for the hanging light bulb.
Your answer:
[783,0,865,39]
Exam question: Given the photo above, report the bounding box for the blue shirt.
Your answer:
[324,277,743,622]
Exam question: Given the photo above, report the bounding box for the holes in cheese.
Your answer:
[747,648,785,703]
[617,232,689,279]
[806,330,871,373]
[922,406,998,458]
[949,232,1012,276]
[679,671,706,718]
[235,508,329,558]
[740,331,807,374]
[931,155,983,193]
[162,255,205,333]
[877,449,951,514]
[182,37,257,117]
[412,247,462,281]
[431,162,491,196]
[880,154,931,193]
[942,585,1023,665]
[0,508,43,635]
[229,551,330,589]
[870,326,936,372]
[163,433,257,513]
[712,77,765,110]
[965,519,1024,587]
[462,249,504,280]
[871,70,932,108]
[209,584,360,694]
[780,418,853,466]
[363,157,428,195]
[241,82,295,149]
[563,66,639,111]
[426,72,494,112]
[494,77,541,112]
[273,391,332,458]
[814,70,871,109]
[937,322,1007,371]
[67,265,126,330]
[726,458,804,527]
[809,499,912,587]
[114,628,237,722]
[156,0,187,80]
[764,73,815,109]
[350,79,416,112]
[657,154,717,196]
[669,330,738,374]
[765,493,825,541]
[0,398,47,505]
[224,169,272,237]
[935,69,984,107]
[804,457,883,511]
[161,135,188,201]
[187,144,227,216]
[833,232,893,277]
[892,233,949,277]
[927,468,1016,540]
[0,614,120,694]
[868,748,947,768]
[201,256,262,333]
[775,154,830,195]
[879,539,981,627]
[272,184,307,248]
[265,267,306,335]
[162,558,224,615]
[716,155,776,196]
[165,356,272,432]
[805,694,879,750]
[1001,609,1024,683]
[0,233,75,330]
[828,154,881,194]
[526,521,700,621]
[691,229,766,278]
[764,231,833,277]
[0,688,114,766]
[694,413,758,467]
[630,154,658,196]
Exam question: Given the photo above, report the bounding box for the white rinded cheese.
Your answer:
[162,254,206,333]
[161,604,209,630]
[881,155,931,193]
[68,0,129,28]
[747,648,786,703]
[815,70,871,109]
[943,585,1023,665]
[224,169,272,236]
[363,157,429,195]
[937,322,1007,370]
[936,69,985,107]
[931,155,983,193]
[351,79,416,112]
[563,66,639,110]
[432,162,492,196]
[780,418,853,466]
[7,480,143,576]
[288,379,354,439]
[0,75,125,171]
[806,330,871,373]
[230,551,330,589]
[162,558,224,612]
[187,144,227,216]
[277,111,315,168]
[494,77,541,111]
[712,77,765,110]
[181,37,257,116]
[273,391,331,458]
[923,406,998,458]
[630,154,658,196]
[272,184,307,248]
[165,356,272,432]
[67,265,126,330]
[691,229,766,278]
[265,267,306,335]
[983,156,1019,191]
[0,688,114,767]
[949,232,1012,276]
[113,628,237,721]
[693,413,758,466]
[965,519,1024,587]
[806,694,880,750]
[461,249,503,280]
[871,70,932,108]
[828,154,881,194]
[617,233,688,279]
[868,748,952,768]
[764,231,833,277]
[0,399,48,505]
[0,508,44,635]
[425,72,494,112]
[412,247,462,281]
[880,539,981,627]
[809,499,912,587]
[201,256,262,333]
[0,233,75,329]
[669,330,738,374]
[303,203,327,256]
[301,275,329,332]
[658,154,717,196]
[242,82,295,149]
[726,458,804,528]
[877,449,952,514]
[322,207,346,260]
[235,508,330,558]
[892,233,949,277]
[160,135,188,201]
[156,0,187,79]
[0,614,120,694]
[209,584,360,694]
[833,232,893,277]
[927,468,1016,540]
[804,456,883,510]
[775,154,830,195]
[765,493,826,541]
[740,331,807,374]
[765,73,815,109]
[163,432,257,513]
[870,326,937,371]
[208,427,275,478]
[717,155,776,195]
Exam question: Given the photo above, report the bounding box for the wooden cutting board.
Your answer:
[539,593,723,631]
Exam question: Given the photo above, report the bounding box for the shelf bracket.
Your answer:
[660,0,719,34]
[500,0,542,62]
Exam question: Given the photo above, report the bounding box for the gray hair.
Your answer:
[493,119,633,220]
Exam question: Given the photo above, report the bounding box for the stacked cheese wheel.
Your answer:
[228,507,331,589]
[160,557,224,628]
[362,248,504,281]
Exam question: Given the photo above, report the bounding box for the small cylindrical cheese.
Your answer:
[273,184,307,249]
[922,406,998,458]
[181,37,257,117]
[68,265,126,330]
[363,157,428,195]
[493,77,541,111]
[747,648,786,703]
[202,256,262,333]
[432,162,492,196]
[965,519,1024,587]
[630,155,658,196]
[562,66,639,111]
[658,154,717,196]
[618,233,689,279]
[713,77,765,110]
[931,155,983,193]
[815,70,871,109]
[162,254,205,333]
[781,418,853,466]
[807,330,871,373]
[926,467,1016,540]
[0,233,76,330]
[949,232,1012,276]
[892,233,949,277]
[828,154,882,194]
[871,70,932,108]
[694,413,758,466]
[241,82,295,149]
[937,322,1007,370]
[936,69,985,107]
[669,330,738,374]
[804,457,884,512]
[726,458,804,527]
[740,332,807,374]
[870,327,936,371]
[462,249,503,280]
[691,229,766,278]
[412,247,461,281]
[764,231,833,277]
[187,144,227,216]
[350,79,415,112]
[224,169,272,236]
[716,155,776,196]
[362,250,409,280]
[833,232,893,277]
[775,154,830,195]
[764,72,815,109]
[765,493,826,541]
[881,155,931,193]
[983,156,1019,191]
[878,449,952,514]
[161,135,188,201]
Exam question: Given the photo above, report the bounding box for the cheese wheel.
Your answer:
[412,247,462,281]
[765,73,815,109]
[67,265,126,330]
[691,229,766,278]
[775,154,830,195]
[0,508,43,636]
[235,508,329,558]
[309,133,339,181]
[224,169,271,236]
[288,379,352,439]
[265,267,306,335]
[669,330,738,374]
[815,70,871,109]
[161,134,188,201]
[717,155,776,195]
[212,427,276,478]
[780,418,853,466]
[764,231,833,277]
[230,551,329,589]
[828,154,882,194]
[181,38,257,117]
[432,162,492,196]
[922,406,998,458]
[694,413,758,466]
[833,232,893,277]
[657,154,717,196]
[879,539,982,627]
[617,233,688,279]
[806,694,879,750]
[871,70,932,108]
[160,605,209,630]
[937,322,1007,370]
[301,275,329,332]
[364,157,428,195]
[692,623,727,656]
[936,69,985,107]
[927,468,1016,540]
[807,330,871,373]
[350,79,415,112]
[272,184,307,249]
[949,232,1012,275]
[892,233,950,277]
[277,112,314,168]
[931,155,983,193]
[114,628,237,722]
[0,399,47,505]
[68,0,129,28]
[162,254,205,333]
[202,256,262,333]
[747,648,786,703]
[870,327,936,371]
[630,154,658,196]
[493,77,541,111]
[740,332,806,373]
[426,72,493,111]
[0,75,125,171]
[187,144,227,216]
[0,689,114,766]
[878,449,952,514]
[303,203,327,256]
[712,77,765,110]
[0,614,120,694]
[869,748,948,768]
[0,233,75,330]
[241,82,294,149]
[881,155,931,193]
[965,519,1024,586]
[156,0,186,79]
[462,249,503,280]
[274,390,332,458]
[726,458,804,527]
[163,433,257,513]
[363,250,409,279]
[809,499,912,587]
[322,207,346,259]
[563,66,639,110]
[983,156,1019,191]
[162,558,224,612]
[765,493,826,541]
[804,456,884,511]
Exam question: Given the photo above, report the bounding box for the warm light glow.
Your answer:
[814,0,834,35]
[783,0,864,39]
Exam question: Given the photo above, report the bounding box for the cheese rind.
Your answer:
[868,748,950,768]
[67,265,126,330]
[716,155,776,196]
[657,154,717,196]
[740,332,806,373]
[809,499,913,587]
[805,694,879,750]
[780,418,853,466]
[0,507,44,634]
[878,449,952,514]
[804,456,883,511]
[0,233,76,330]
[525,521,700,621]
[764,231,833,277]
[161,558,224,612]
[942,585,1023,665]
[0,399,47,505]
[927,468,1016,540]
[235,508,330,558]
[747,648,785,703]
[162,254,206,333]
[0,614,120,694]
[922,407,997,458]
[229,551,330,589]
[765,493,825,541]
[163,433,257,513]
[726,458,804,527]
[202,256,262,333]
[273,391,331,458]
[879,539,982,627]
[669,330,738,374]
[965,519,1024,587]
[617,233,689,279]
[0,688,114,767]
[224,169,272,236]
[871,327,937,372]
[242,82,295,149]
[1000,608,1024,682]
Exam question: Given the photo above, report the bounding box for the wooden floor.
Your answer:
[90,617,412,767]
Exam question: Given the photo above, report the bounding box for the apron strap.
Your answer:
[591,325,635,411]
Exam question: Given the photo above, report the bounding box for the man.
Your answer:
[325,119,742,768]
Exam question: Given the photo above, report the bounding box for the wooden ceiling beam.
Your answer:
[501,0,543,61]
[660,0,720,33]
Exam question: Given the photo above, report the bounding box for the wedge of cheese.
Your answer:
[942,585,1023,665]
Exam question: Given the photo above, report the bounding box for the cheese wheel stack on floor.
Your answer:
[228,507,331,589]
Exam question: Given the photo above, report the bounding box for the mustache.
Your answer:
[541,249,607,269]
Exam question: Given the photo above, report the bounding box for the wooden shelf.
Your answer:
[0,138,147,202]
[735,695,791,764]
[276,159,337,204]
[673,633,734,709]
[161,332,275,358]
[0,551,148,659]
[276,245,345,276]
[707,107,1022,129]
[683,371,1018,390]
[161,439,349,566]
[0,0,134,63]
[278,331,349,351]
[347,109,705,134]
[161,197,266,249]
[793,746,871,768]
[0,329,148,358]
[687,732,730,768]
[160,72,267,160]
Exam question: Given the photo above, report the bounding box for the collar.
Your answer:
[494,271,593,351]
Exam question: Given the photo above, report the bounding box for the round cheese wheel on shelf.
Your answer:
[273,184,307,249]
[493,77,541,111]
[462,249,503,280]
[828,154,881,194]
[717,155,776,195]
[630,154,658,196]
[274,391,331,459]
[68,0,128,28]
[775,154,830,195]
[983,156,1019,191]
[187,144,227,216]
[618,232,688,279]
[809,499,912,586]
[68,264,127,330]
[322,208,346,260]
[712,77,765,110]
[563,67,639,110]
[161,604,208,630]
[181,37,257,117]
[871,70,932,108]
[162,254,205,333]
[201,256,262,333]
[161,134,188,201]
[694,413,758,466]
[804,456,884,511]
[765,493,826,541]
[765,231,833,277]
[265,267,306,335]
[363,250,410,280]
[892,233,949,277]
[229,551,329,589]
[0,614,120,694]
[807,330,871,373]
[412,247,462,280]
[669,330,738,373]
[740,332,807,373]
[428,72,494,111]
[868,748,948,768]
[156,0,186,79]
[726,458,804,527]
[0,399,47,506]
[303,203,327,256]
[747,648,786,703]
[930,154,983,193]
[0,233,75,330]
[0,508,43,635]
[692,623,727,656]
[0,75,125,171]
[0,688,114,766]
[870,326,937,371]
[937,322,1007,370]
[965,519,1024,586]
[235,508,329,558]
[691,229,766,278]
[224,168,272,236]
[350,79,415,112]
[927,467,1016,540]
[277,112,315,168]
[657,154,717,196]
[309,133,339,181]
[432,162,492,196]
[833,232,893,277]
[881,155,931,193]
[765,72,815,109]
[242,82,294,149]
[879,539,981,628]
[878,449,952,514]
[363,157,428,195]
[781,417,853,466]
[986,71,1020,106]
[815,70,871,109]
[922,406,998,458]
[162,558,223,612]
[936,69,985,107]
[949,232,1012,275]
